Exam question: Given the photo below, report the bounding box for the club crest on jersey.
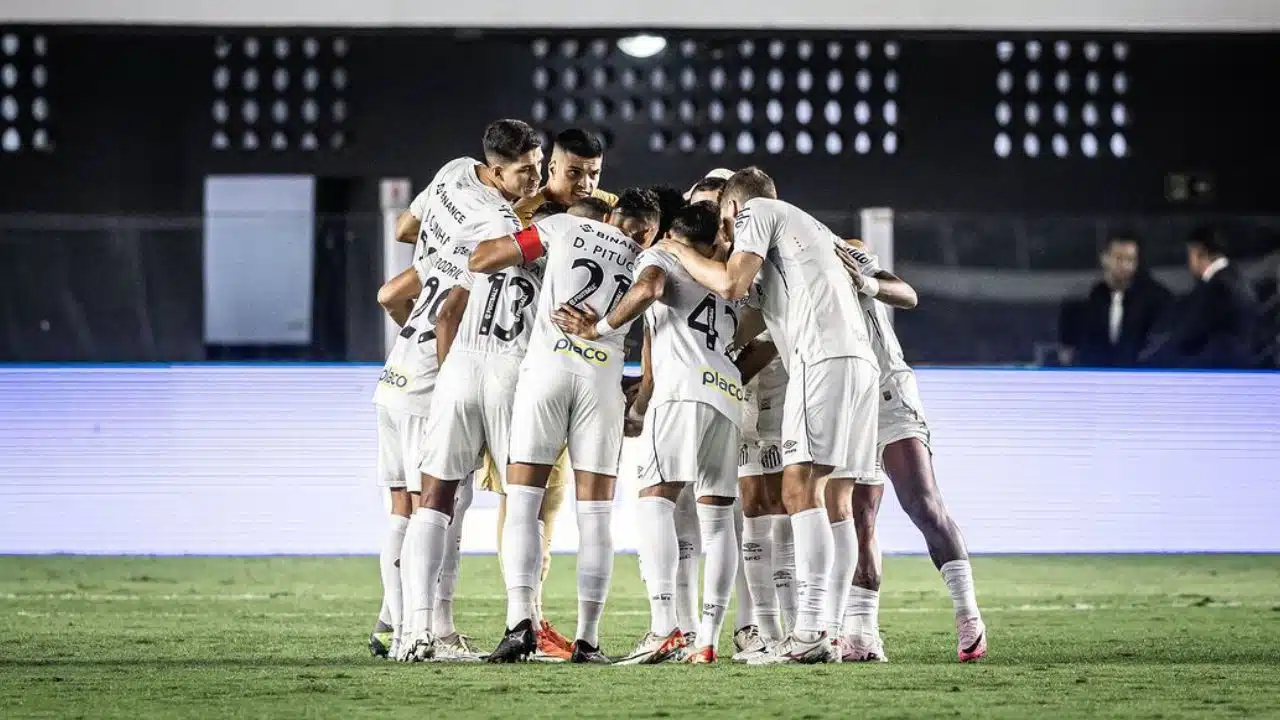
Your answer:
[701,368,744,401]
[554,338,609,364]
[379,367,409,390]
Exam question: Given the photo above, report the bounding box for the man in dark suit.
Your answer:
[1058,233,1171,367]
[1141,227,1260,369]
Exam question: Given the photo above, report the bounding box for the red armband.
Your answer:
[513,227,545,264]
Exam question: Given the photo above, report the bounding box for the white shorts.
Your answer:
[737,436,783,478]
[638,401,740,499]
[375,406,429,491]
[781,356,878,478]
[508,368,625,476]
[418,351,520,484]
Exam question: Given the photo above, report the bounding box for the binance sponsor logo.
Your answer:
[554,338,609,364]
[700,368,744,401]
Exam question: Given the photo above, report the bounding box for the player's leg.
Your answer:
[843,479,888,662]
[673,488,702,648]
[374,488,412,658]
[533,450,573,656]
[562,374,625,664]
[761,468,797,635]
[488,370,572,662]
[822,476,859,641]
[754,357,873,665]
[616,427,687,665]
[431,476,479,659]
[685,403,741,664]
[882,433,986,661]
[407,357,487,662]
[734,445,785,662]
[371,407,411,658]
[730,502,755,648]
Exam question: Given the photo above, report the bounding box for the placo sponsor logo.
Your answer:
[554,338,609,364]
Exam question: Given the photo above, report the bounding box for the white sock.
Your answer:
[575,500,614,647]
[791,508,833,637]
[636,496,679,635]
[845,585,880,638]
[674,492,702,635]
[408,507,451,636]
[532,519,547,625]
[742,515,781,641]
[380,515,409,635]
[696,503,737,650]
[399,509,424,637]
[731,503,752,630]
[501,485,544,630]
[770,514,797,634]
[432,480,472,637]
[940,559,981,620]
[824,519,857,637]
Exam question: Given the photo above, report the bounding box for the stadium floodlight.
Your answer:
[617,34,666,59]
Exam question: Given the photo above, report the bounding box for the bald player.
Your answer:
[480,129,620,660]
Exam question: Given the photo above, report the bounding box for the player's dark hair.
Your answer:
[646,184,686,238]
[482,119,542,165]
[568,196,610,222]
[721,166,778,208]
[613,187,662,224]
[690,176,728,197]
[669,201,719,249]
[531,200,569,222]
[553,128,604,159]
[1187,225,1226,257]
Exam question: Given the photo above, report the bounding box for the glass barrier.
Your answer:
[1,211,1276,367]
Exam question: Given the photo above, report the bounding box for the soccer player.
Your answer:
[469,189,661,663]
[394,119,543,662]
[559,201,743,664]
[680,169,791,660]
[833,240,988,663]
[368,186,456,658]
[659,168,879,664]
[477,130,620,659]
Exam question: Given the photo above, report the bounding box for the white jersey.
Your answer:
[637,247,743,426]
[374,157,521,412]
[516,213,643,380]
[731,198,876,371]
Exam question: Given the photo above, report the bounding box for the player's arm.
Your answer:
[376,266,421,326]
[634,323,656,416]
[432,288,470,365]
[623,325,655,438]
[835,238,918,309]
[394,210,421,245]
[468,223,549,273]
[733,305,767,348]
[662,243,762,302]
[735,338,779,385]
[552,265,668,341]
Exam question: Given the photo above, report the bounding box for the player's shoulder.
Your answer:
[435,156,480,184]
[511,190,548,227]
[591,188,619,207]
[636,246,678,271]
[742,196,788,215]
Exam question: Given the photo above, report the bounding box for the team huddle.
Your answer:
[369,119,987,665]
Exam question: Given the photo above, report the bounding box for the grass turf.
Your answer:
[2,554,1279,719]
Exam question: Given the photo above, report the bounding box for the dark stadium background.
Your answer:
[0,27,1275,364]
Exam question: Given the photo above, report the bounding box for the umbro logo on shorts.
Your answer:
[783,440,798,454]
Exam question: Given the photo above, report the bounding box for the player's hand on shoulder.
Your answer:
[552,303,600,340]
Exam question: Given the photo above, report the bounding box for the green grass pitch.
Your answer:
[2,554,1279,719]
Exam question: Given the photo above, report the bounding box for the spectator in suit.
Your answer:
[1058,233,1171,367]
[1141,227,1260,369]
